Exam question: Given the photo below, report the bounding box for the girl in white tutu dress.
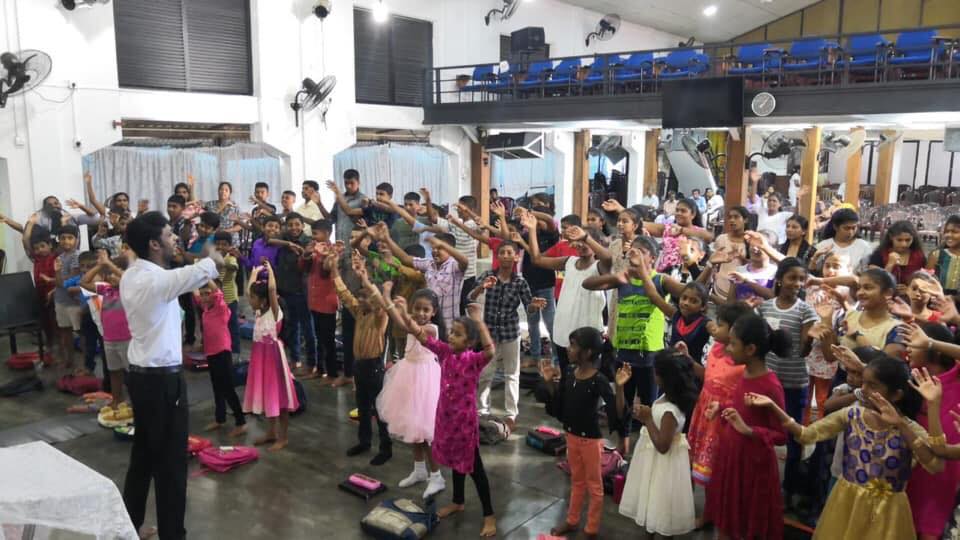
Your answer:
[374,284,446,498]
[619,349,698,537]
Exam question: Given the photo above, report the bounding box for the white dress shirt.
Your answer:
[121,257,219,368]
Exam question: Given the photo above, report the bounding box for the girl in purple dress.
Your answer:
[385,298,497,538]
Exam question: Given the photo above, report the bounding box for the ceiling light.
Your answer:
[372,1,389,23]
[702,5,718,16]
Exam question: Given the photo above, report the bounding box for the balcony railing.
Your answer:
[426,24,960,107]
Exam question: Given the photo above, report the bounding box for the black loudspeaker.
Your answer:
[511,27,545,53]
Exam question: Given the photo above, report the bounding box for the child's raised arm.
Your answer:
[582,271,628,291]
[431,236,468,273]
[636,251,677,318]
[264,261,280,320]
[468,303,496,360]
[910,368,959,460]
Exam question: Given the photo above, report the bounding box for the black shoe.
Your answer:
[347,444,370,457]
[370,450,393,466]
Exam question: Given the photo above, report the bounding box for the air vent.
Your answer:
[484,132,544,159]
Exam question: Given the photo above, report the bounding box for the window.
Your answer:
[499,35,550,62]
[114,0,252,95]
[354,9,433,107]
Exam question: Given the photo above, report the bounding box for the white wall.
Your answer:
[0,0,679,272]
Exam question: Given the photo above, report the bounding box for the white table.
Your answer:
[0,442,138,540]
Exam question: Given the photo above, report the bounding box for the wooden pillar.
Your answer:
[470,142,491,258]
[844,127,865,209]
[799,126,823,244]
[572,129,590,219]
[874,130,899,206]
[643,129,660,200]
[724,127,749,210]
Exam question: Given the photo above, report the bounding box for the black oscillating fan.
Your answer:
[290,75,336,127]
[0,50,53,108]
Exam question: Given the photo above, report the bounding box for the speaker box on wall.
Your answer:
[511,27,545,53]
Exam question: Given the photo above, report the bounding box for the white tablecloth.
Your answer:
[0,442,137,540]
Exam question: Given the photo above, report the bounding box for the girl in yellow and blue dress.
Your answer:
[746,354,943,540]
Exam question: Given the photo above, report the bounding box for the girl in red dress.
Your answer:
[704,313,788,540]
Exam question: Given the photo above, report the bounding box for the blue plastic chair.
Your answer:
[518,61,555,92]
[835,34,889,81]
[488,65,514,95]
[727,43,781,79]
[782,38,838,82]
[888,29,940,66]
[544,58,582,92]
[461,65,495,92]
[613,53,655,82]
[658,49,710,79]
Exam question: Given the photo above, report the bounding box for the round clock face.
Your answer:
[752,92,776,117]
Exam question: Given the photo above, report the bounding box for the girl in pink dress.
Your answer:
[367,280,445,498]
[385,298,497,538]
[242,262,299,451]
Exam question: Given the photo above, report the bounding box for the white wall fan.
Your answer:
[585,14,621,47]
[290,76,336,128]
[0,50,53,108]
[485,0,521,26]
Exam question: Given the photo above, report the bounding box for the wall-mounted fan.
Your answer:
[588,135,627,165]
[822,130,866,160]
[754,130,806,169]
[61,0,110,9]
[0,50,53,108]
[680,132,724,180]
[485,0,520,26]
[290,75,336,127]
[585,14,621,47]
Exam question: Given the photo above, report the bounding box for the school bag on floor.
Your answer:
[478,415,510,445]
[197,446,258,473]
[6,352,53,370]
[526,425,566,455]
[187,435,213,456]
[360,498,438,540]
[55,374,101,395]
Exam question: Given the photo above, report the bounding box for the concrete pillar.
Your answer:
[845,127,865,209]
[875,130,903,206]
[572,130,590,219]
[800,126,823,244]
[725,127,750,209]
[470,142,491,258]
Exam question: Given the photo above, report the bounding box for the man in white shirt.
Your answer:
[788,170,801,207]
[120,212,222,540]
[297,180,324,235]
[705,187,724,227]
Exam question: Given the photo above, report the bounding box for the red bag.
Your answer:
[557,447,624,478]
[187,435,212,456]
[613,473,626,504]
[7,352,53,370]
[55,375,101,395]
[197,446,258,473]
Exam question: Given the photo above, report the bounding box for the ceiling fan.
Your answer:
[585,14,621,47]
[290,75,336,128]
[0,50,53,108]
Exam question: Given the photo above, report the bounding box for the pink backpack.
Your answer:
[56,375,102,395]
[557,447,624,477]
[197,446,259,473]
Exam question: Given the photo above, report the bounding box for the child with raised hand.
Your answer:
[867,220,925,289]
[747,355,942,540]
[79,250,130,406]
[703,314,789,540]
[386,298,498,538]
[926,214,960,295]
[900,323,960,539]
[195,279,246,437]
[242,261,299,451]
[2,212,58,345]
[634,251,711,370]
[804,252,853,423]
[619,349,699,537]
[333,252,392,465]
[539,327,627,539]
[726,230,778,304]
[365,277,446,498]
[903,271,945,324]
[687,302,753,488]
[839,268,906,358]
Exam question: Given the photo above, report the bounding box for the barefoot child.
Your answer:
[333,253,392,465]
[80,250,130,406]
[539,327,626,539]
[196,280,246,437]
[703,313,789,540]
[363,276,445,495]
[242,262,299,451]
[619,349,699,537]
[386,299,498,537]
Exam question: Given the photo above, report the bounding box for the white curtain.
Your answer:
[81,143,289,212]
[333,144,454,203]
[491,150,559,200]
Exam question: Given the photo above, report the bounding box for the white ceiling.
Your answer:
[562,0,823,43]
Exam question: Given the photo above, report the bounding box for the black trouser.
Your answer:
[617,350,658,433]
[312,311,337,376]
[123,369,188,540]
[555,345,569,388]
[208,350,245,426]
[460,276,477,315]
[179,294,196,345]
[452,446,494,517]
[782,386,809,498]
[81,311,103,374]
[340,307,356,378]
[355,358,390,451]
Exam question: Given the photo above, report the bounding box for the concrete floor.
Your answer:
[0,334,812,540]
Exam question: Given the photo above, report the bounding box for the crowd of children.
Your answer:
[9,169,960,540]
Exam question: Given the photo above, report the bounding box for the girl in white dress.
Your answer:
[619,349,699,537]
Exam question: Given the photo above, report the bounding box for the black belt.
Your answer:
[128,365,182,375]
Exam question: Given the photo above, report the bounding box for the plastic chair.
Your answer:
[727,43,781,82]
[612,52,656,92]
[461,65,496,99]
[658,49,710,79]
[543,58,582,94]
[836,34,890,82]
[782,38,839,83]
[581,54,621,91]
[887,29,943,79]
